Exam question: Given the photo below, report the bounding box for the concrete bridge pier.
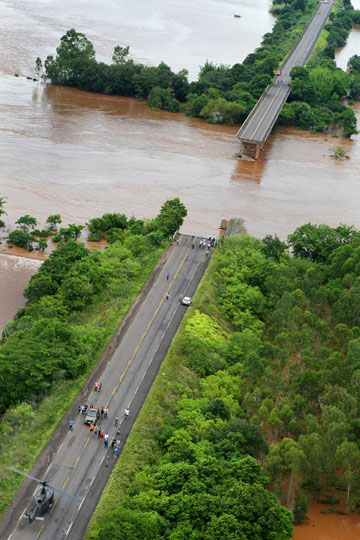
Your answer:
[239,140,264,160]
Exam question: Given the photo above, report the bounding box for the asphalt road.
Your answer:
[6,234,212,540]
[236,0,334,143]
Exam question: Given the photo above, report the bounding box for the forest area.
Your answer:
[38,0,360,135]
[0,198,187,516]
[87,222,360,539]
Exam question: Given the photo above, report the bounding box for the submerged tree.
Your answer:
[0,196,7,228]
[226,217,247,237]
[46,214,62,231]
[44,29,96,85]
[16,215,38,231]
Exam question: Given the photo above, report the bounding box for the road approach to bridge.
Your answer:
[4,234,211,540]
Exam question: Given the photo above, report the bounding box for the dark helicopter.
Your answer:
[8,467,81,524]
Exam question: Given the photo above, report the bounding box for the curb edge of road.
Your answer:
[0,236,181,540]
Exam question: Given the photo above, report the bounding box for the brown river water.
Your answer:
[1,1,360,536]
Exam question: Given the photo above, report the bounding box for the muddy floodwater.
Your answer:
[2,1,360,536]
[0,253,42,330]
[294,503,360,540]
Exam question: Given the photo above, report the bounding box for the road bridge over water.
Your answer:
[236,0,334,159]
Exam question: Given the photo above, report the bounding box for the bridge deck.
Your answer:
[236,0,334,145]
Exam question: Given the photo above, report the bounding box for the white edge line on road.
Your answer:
[65,522,73,537]
[99,455,105,466]
[7,533,12,540]
[90,476,96,488]
[135,385,139,394]
[141,371,146,381]
[56,442,63,455]
[78,498,85,512]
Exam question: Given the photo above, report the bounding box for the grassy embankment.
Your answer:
[0,241,166,518]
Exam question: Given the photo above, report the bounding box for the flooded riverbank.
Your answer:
[0,254,42,330]
[294,502,360,540]
[1,0,360,336]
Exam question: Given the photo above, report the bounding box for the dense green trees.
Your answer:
[93,454,293,539]
[90,220,360,537]
[42,0,359,136]
[1,199,186,412]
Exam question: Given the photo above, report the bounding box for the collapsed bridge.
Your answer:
[236,1,334,159]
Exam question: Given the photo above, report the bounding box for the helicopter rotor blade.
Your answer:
[8,467,81,503]
[8,467,44,485]
[46,484,81,502]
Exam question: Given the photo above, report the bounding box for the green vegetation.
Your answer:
[277,0,360,136]
[41,0,359,135]
[0,198,186,517]
[0,196,7,228]
[7,212,59,252]
[87,222,360,539]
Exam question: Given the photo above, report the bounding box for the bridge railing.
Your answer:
[236,2,325,144]
[261,86,291,142]
[235,85,272,139]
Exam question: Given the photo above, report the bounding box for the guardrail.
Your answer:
[235,85,272,139]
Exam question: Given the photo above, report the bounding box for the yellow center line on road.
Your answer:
[73,456,80,470]
[35,524,44,540]
[84,437,90,449]
[62,476,70,491]
[250,85,282,140]
[111,246,191,396]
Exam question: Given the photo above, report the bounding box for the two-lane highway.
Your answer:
[6,235,211,540]
[237,0,334,145]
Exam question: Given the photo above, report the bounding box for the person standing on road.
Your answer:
[90,423,94,433]
[104,438,108,448]
[114,416,119,426]
[111,437,116,449]
[166,272,169,280]
[166,292,169,300]
[100,407,104,417]
[69,420,74,431]
[114,447,119,458]
[78,406,81,415]
[124,408,130,419]
[104,408,108,419]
